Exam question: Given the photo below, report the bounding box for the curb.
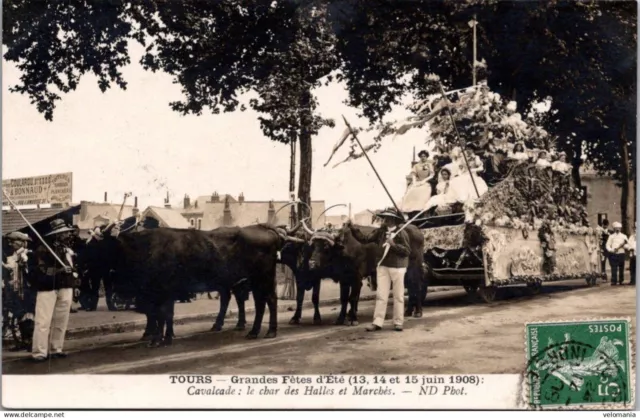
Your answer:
[65,287,459,340]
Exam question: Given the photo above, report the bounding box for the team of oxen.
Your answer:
[75,211,427,347]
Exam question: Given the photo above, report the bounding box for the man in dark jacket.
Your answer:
[599,219,611,282]
[31,219,76,362]
[356,209,411,332]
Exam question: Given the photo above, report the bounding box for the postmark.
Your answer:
[523,318,635,410]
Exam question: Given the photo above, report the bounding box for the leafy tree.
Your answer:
[5,1,635,232]
[3,0,337,221]
[333,0,636,233]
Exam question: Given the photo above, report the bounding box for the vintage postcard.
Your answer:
[1,0,637,413]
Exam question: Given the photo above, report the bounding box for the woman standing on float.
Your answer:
[400,150,434,215]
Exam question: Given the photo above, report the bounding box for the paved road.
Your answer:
[4,280,636,375]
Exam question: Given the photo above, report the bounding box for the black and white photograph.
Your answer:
[1,0,637,411]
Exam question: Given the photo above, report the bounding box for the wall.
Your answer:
[582,173,636,227]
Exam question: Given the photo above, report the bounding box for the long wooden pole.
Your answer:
[2,189,68,268]
[472,15,477,86]
[342,115,404,218]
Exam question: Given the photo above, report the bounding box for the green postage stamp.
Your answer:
[524,318,635,410]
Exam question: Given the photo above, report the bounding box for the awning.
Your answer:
[2,205,81,235]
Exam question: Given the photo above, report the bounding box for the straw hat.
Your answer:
[376,208,405,222]
[612,221,622,229]
[5,231,31,242]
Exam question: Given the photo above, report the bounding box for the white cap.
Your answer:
[612,222,622,229]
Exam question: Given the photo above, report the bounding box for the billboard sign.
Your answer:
[2,172,73,206]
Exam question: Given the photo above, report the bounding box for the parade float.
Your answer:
[339,76,603,303]
[408,80,602,302]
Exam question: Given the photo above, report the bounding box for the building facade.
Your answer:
[179,192,326,230]
[580,168,636,227]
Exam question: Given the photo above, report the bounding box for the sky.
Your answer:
[2,42,429,216]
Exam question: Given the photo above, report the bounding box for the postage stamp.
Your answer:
[524,318,635,410]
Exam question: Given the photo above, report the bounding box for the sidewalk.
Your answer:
[63,282,379,340]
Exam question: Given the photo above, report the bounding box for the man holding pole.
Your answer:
[350,209,411,332]
[31,219,77,362]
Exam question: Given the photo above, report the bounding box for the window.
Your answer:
[598,213,608,227]
[190,218,195,228]
[197,219,202,230]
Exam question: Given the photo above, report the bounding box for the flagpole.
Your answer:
[342,115,404,218]
[2,189,69,268]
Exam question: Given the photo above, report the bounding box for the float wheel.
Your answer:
[464,285,479,294]
[478,286,498,303]
[527,282,542,294]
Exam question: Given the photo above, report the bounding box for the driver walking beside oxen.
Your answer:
[31,219,77,362]
[351,209,411,332]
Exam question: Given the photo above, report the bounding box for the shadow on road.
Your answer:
[2,280,599,375]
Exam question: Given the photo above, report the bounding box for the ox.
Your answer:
[279,223,379,325]
[83,223,298,346]
[293,220,426,325]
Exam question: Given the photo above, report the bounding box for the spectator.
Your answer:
[626,224,636,286]
[599,219,611,282]
[2,231,36,351]
[605,222,628,286]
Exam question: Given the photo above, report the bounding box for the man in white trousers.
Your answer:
[31,219,76,362]
[353,209,411,332]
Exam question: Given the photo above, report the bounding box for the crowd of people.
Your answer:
[400,141,574,218]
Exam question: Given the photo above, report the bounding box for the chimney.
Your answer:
[164,191,171,209]
[132,196,139,216]
[238,192,245,204]
[267,200,275,224]
[184,194,191,209]
[223,195,232,226]
[211,192,220,203]
[104,192,108,203]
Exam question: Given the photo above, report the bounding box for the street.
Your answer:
[3,281,636,375]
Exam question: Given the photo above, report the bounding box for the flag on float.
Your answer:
[324,127,352,167]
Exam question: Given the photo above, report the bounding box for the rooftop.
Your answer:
[2,205,81,235]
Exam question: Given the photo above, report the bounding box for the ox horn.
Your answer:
[301,218,316,236]
[284,235,306,244]
[287,217,310,234]
[315,203,347,226]
[272,201,298,224]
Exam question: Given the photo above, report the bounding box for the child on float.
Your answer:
[508,141,530,162]
[423,167,455,213]
[535,150,552,168]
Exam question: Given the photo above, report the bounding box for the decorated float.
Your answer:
[355,77,603,303]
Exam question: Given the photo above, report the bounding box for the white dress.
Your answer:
[448,156,489,203]
[509,151,530,162]
[423,172,456,212]
[536,159,551,168]
[552,160,572,173]
[400,162,433,212]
